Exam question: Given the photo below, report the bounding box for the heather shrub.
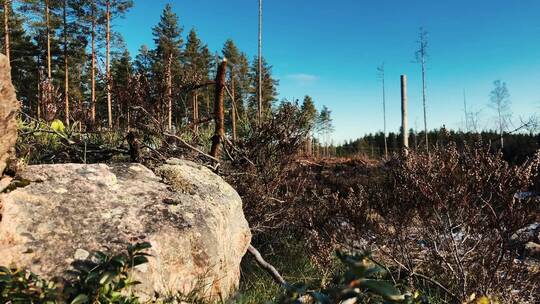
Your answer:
[367,144,540,302]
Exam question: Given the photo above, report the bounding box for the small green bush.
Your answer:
[0,242,151,304]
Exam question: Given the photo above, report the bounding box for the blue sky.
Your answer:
[117,0,540,143]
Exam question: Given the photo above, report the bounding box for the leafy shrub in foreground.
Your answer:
[279,252,426,304]
[0,242,151,304]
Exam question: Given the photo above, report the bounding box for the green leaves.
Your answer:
[279,251,422,304]
[0,265,58,303]
[66,242,152,303]
[70,294,89,304]
[0,242,152,303]
[356,279,405,302]
[50,119,66,134]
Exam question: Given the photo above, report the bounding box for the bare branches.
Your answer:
[247,245,288,287]
[163,132,219,163]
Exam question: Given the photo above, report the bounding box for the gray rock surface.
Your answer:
[0,159,251,300]
[0,53,19,177]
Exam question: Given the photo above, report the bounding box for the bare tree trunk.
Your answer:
[206,87,210,117]
[166,54,172,131]
[401,75,409,155]
[106,0,112,129]
[463,89,468,132]
[257,0,263,126]
[63,0,69,126]
[192,90,198,134]
[231,74,237,142]
[210,59,227,159]
[90,1,96,125]
[45,0,51,80]
[306,136,312,157]
[382,80,388,158]
[379,64,388,158]
[3,0,9,62]
[421,58,428,152]
[37,68,41,120]
[498,106,504,149]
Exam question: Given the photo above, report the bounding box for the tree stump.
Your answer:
[0,54,19,178]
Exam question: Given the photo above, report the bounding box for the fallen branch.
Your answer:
[163,132,219,163]
[247,244,288,287]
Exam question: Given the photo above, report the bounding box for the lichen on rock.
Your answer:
[0,160,252,300]
[0,53,19,178]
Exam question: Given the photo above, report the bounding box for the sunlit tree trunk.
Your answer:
[166,54,172,131]
[90,1,96,125]
[401,75,409,155]
[63,0,69,125]
[37,68,41,120]
[106,0,112,129]
[416,28,429,153]
[231,74,237,141]
[45,0,51,80]
[257,0,262,126]
[192,90,199,134]
[378,64,388,158]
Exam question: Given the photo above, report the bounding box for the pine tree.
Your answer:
[152,3,182,131]
[0,2,39,115]
[20,0,63,79]
[19,0,63,120]
[134,44,153,77]
[235,52,250,120]
[222,39,241,139]
[72,0,106,126]
[104,0,133,128]
[301,95,318,156]
[318,106,333,157]
[248,56,277,124]
[184,28,211,133]
[111,48,132,129]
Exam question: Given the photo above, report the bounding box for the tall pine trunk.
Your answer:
[421,58,428,152]
[106,0,112,129]
[380,65,388,158]
[90,1,96,125]
[37,69,41,120]
[257,0,263,126]
[231,74,237,142]
[3,0,9,61]
[63,0,69,125]
[192,90,198,134]
[45,0,51,80]
[166,54,172,131]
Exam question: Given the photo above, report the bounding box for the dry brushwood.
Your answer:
[369,144,540,302]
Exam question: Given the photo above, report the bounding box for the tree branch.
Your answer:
[247,244,288,287]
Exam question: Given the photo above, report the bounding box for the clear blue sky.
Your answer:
[116,0,540,143]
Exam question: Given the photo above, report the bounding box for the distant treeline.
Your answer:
[335,129,540,164]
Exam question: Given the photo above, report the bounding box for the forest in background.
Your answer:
[0,0,336,151]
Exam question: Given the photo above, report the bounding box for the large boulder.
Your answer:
[0,54,19,177]
[0,159,251,300]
